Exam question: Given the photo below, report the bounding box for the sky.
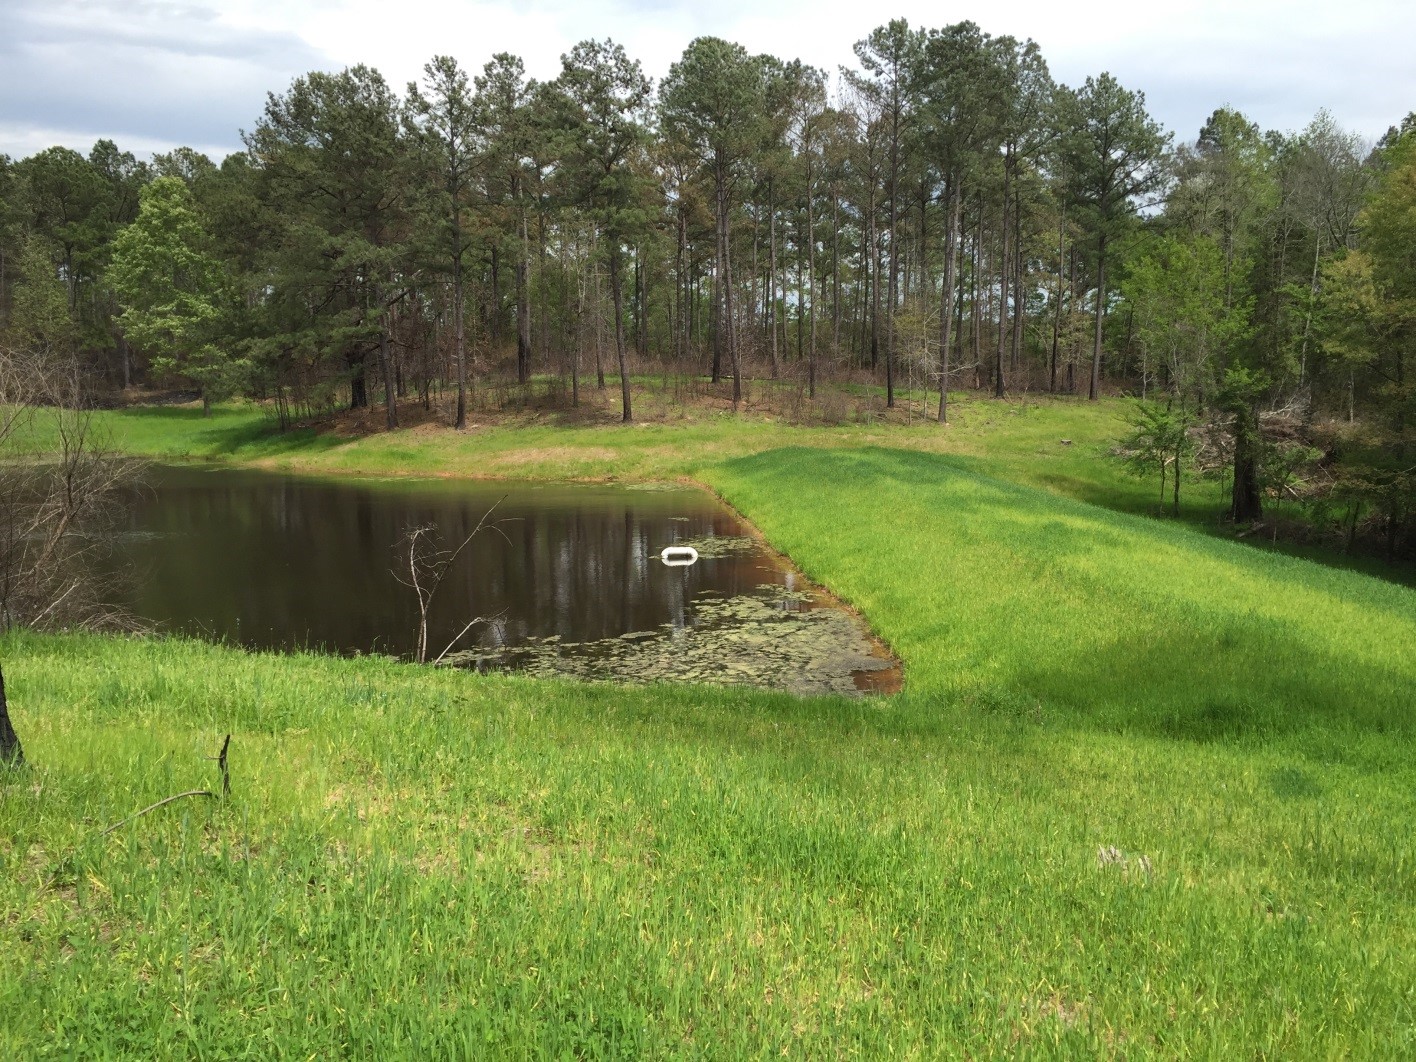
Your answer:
[1,0,1411,161]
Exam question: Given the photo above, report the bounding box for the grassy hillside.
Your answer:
[2,403,1414,1055]
[58,394,1402,582]
[25,393,1179,510]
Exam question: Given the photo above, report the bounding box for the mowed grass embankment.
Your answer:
[74,391,1400,580]
[1,404,1415,1054]
[62,391,1199,515]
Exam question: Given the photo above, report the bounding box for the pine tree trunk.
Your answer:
[768,180,779,379]
[711,164,726,385]
[634,249,647,358]
[938,182,961,423]
[868,183,880,369]
[1050,205,1065,393]
[517,210,532,385]
[594,265,606,389]
[718,156,741,408]
[379,325,398,430]
[610,245,632,423]
[807,156,817,400]
[676,208,687,362]
[832,187,841,356]
[995,186,1009,398]
[971,217,982,388]
[886,110,899,410]
[1067,248,1078,393]
[489,244,502,345]
[453,244,468,430]
[345,344,368,410]
[1090,233,1107,401]
[0,664,23,768]
[1010,187,1024,374]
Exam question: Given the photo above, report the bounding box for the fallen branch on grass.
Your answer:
[96,789,216,838]
[93,734,233,839]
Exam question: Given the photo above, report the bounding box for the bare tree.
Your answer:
[0,350,143,631]
[0,346,143,764]
[392,500,509,664]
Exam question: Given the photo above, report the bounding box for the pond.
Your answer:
[105,466,900,697]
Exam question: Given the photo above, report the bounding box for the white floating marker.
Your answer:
[660,545,699,567]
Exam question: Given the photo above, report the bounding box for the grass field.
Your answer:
[2,393,1414,1055]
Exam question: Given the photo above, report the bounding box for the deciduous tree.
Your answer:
[108,177,239,415]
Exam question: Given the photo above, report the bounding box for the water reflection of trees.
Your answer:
[113,473,790,661]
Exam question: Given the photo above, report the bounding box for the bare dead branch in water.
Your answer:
[392,496,513,663]
[432,614,497,665]
[0,346,147,635]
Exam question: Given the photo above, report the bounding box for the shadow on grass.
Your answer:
[713,446,1416,748]
[930,449,1416,589]
[110,405,350,459]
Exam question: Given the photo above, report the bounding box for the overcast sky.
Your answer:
[2,0,1410,160]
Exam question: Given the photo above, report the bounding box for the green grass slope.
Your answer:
[708,447,1416,742]
[1,431,1413,1056]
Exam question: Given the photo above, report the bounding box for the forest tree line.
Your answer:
[0,20,1412,555]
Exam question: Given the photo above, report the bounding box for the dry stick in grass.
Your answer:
[95,734,233,840]
[96,790,216,839]
[207,733,231,798]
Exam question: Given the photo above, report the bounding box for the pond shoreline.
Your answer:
[109,461,904,697]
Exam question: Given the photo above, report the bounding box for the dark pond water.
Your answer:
[106,466,899,697]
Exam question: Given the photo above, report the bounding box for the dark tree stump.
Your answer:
[0,665,23,767]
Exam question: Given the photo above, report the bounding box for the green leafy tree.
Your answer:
[1169,109,1274,309]
[1217,365,1268,522]
[474,54,539,384]
[7,236,78,354]
[246,65,411,427]
[14,147,111,315]
[87,139,152,386]
[661,37,767,407]
[1061,73,1171,400]
[1121,233,1248,400]
[1119,399,1195,516]
[547,39,653,422]
[408,55,480,428]
[1315,132,1416,555]
[108,177,240,414]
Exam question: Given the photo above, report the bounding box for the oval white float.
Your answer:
[660,545,699,567]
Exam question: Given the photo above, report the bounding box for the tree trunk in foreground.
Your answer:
[0,665,23,767]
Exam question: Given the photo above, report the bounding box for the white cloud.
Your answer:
[2,0,1411,158]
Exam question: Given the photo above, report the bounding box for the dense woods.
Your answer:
[0,22,1412,557]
